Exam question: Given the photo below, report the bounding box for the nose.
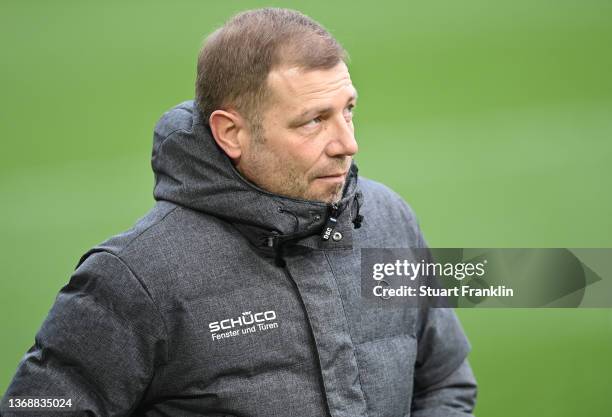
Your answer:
[325,114,358,157]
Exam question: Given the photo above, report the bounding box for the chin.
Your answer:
[307,185,344,204]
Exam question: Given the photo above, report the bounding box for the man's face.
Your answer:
[236,62,358,204]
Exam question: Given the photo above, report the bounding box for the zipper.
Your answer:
[264,202,341,266]
[320,203,339,241]
[279,267,334,415]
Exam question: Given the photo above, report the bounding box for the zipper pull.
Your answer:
[321,203,339,241]
[266,231,280,248]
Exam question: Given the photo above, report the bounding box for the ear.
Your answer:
[208,109,247,162]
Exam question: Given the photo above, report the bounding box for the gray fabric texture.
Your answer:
[2,100,477,416]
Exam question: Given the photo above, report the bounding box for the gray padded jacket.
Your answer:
[2,100,477,417]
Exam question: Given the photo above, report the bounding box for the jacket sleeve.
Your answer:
[410,229,478,416]
[411,307,478,417]
[0,251,167,417]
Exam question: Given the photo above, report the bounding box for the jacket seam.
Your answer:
[355,332,416,347]
[280,267,334,415]
[102,251,170,365]
[120,205,179,254]
[159,127,193,141]
[83,205,179,362]
[153,129,191,199]
[323,251,370,417]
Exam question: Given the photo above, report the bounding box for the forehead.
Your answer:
[266,62,356,111]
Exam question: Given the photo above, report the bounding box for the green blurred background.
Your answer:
[1,0,611,415]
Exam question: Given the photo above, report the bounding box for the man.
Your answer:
[2,8,477,417]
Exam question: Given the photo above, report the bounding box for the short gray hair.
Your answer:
[195,8,348,127]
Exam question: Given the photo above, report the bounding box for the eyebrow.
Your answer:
[292,90,358,123]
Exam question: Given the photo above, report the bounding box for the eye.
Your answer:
[303,116,322,128]
[344,104,355,121]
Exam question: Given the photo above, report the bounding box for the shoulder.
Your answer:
[76,202,237,299]
[357,176,426,247]
[61,204,185,341]
[81,201,232,268]
[77,201,181,266]
[358,176,418,223]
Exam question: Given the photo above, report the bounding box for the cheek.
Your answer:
[291,144,326,177]
[270,133,324,173]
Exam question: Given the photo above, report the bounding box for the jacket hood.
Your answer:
[151,100,363,257]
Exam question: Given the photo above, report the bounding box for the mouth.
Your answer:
[315,171,348,183]
[319,172,346,178]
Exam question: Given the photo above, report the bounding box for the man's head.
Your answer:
[195,8,358,203]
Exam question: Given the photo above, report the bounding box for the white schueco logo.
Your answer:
[209,310,276,332]
[208,310,279,341]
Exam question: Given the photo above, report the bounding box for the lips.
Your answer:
[317,170,348,179]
